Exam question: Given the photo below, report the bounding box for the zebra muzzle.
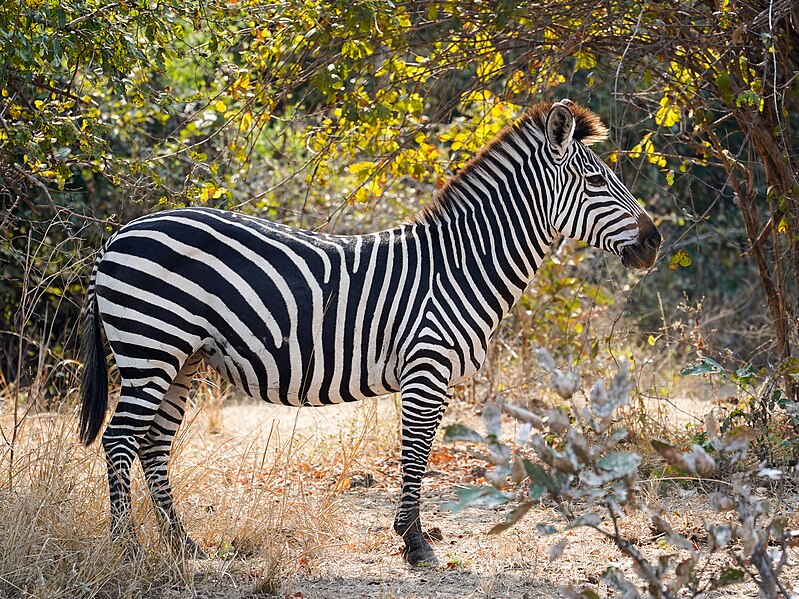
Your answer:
[621,217,662,269]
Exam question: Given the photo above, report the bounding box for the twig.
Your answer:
[63,2,121,30]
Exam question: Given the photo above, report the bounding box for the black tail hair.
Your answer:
[78,265,108,445]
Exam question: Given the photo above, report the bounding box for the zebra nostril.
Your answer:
[642,228,662,252]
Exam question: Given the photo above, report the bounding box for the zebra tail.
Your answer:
[78,261,108,446]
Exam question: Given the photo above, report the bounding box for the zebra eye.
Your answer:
[585,173,606,187]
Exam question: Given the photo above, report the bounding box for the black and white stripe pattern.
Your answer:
[79,100,660,566]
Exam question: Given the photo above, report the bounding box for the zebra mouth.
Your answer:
[620,219,662,269]
[621,245,657,269]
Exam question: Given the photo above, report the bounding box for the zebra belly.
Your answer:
[201,336,395,406]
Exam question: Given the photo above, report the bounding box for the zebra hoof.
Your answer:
[402,531,439,568]
[180,535,208,560]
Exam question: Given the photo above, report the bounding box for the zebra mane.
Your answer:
[417,101,608,224]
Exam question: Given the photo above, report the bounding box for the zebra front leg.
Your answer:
[395,372,452,567]
[139,354,206,558]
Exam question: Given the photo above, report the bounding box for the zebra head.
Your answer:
[542,100,661,269]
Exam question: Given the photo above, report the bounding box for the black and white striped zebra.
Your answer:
[79,100,661,566]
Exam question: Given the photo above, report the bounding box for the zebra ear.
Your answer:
[545,101,576,157]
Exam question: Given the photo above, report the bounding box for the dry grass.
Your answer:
[0,388,379,598]
[0,414,196,598]
[1,376,797,599]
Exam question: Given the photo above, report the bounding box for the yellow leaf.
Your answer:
[574,50,597,70]
[476,50,504,81]
[348,161,374,176]
[648,335,656,346]
[419,142,440,159]
[669,249,692,270]
[655,95,680,127]
[214,100,226,113]
[629,133,650,160]
[241,112,252,130]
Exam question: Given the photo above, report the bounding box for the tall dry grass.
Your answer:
[0,381,373,598]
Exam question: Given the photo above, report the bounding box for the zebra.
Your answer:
[79,99,661,567]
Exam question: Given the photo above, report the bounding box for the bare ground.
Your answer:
[175,397,799,598]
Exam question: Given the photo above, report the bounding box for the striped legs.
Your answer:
[394,363,452,567]
[138,353,203,556]
[101,351,194,553]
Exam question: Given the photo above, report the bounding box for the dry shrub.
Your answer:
[0,394,345,598]
[0,414,196,598]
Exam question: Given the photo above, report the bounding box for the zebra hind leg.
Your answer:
[102,375,176,554]
[394,374,452,567]
[138,353,207,558]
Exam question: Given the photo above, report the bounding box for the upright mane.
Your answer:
[416,101,608,223]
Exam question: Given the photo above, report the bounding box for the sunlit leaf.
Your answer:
[669,249,693,271]
[655,94,680,127]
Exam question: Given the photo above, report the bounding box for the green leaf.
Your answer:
[523,460,557,492]
[528,484,547,500]
[566,589,600,599]
[602,566,640,597]
[680,357,724,376]
[535,523,559,534]
[713,567,745,588]
[565,514,602,529]
[735,90,760,108]
[443,486,511,512]
[443,424,483,443]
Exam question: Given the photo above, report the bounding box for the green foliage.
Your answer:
[679,357,799,464]
[2,0,798,405]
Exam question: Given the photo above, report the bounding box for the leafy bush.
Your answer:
[679,357,799,465]
[444,348,797,598]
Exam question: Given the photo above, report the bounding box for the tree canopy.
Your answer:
[2,0,798,397]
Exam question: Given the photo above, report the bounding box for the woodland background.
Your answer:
[1,1,799,597]
[2,0,799,402]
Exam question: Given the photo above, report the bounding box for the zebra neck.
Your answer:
[415,125,557,319]
[427,178,554,321]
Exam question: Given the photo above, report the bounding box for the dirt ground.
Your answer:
[1,387,796,598]
[168,396,799,599]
